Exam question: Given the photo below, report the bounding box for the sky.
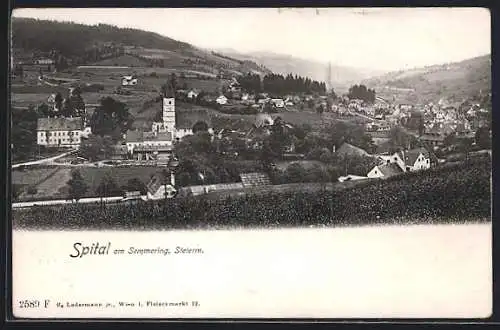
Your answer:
[12,7,491,72]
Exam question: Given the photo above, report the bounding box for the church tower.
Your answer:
[162,79,176,131]
[162,97,176,131]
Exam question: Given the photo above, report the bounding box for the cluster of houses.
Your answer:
[337,142,432,182]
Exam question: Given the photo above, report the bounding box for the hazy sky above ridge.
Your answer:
[13,7,491,71]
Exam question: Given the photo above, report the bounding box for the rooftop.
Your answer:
[336,142,370,157]
[404,147,430,165]
[37,117,84,131]
[378,163,404,177]
[126,130,173,143]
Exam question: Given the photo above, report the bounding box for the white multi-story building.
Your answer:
[37,117,91,148]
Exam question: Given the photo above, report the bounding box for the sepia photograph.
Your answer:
[10,7,492,319]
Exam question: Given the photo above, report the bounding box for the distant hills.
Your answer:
[11,18,271,76]
[362,55,491,104]
[217,49,386,89]
[11,17,491,103]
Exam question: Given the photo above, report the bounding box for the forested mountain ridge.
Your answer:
[12,17,194,57]
[11,17,271,76]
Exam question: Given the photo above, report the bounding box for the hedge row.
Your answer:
[12,158,491,230]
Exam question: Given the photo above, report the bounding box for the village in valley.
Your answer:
[10,15,491,230]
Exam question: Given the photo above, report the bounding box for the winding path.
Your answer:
[12,150,78,169]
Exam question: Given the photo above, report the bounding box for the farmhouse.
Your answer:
[122,75,138,86]
[216,95,228,105]
[37,117,91,148]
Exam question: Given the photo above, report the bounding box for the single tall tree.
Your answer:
[67,169,88,202]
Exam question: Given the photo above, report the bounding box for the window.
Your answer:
[75,132,79,136]
[49,132,52,137]
[426,159,429,164]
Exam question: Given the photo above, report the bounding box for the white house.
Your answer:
[402,148,431,172]
[37,117,91,148]
[271,98,285,108]
[374,147,431,175]
[187,90,199,100]
[216,95,228,105]
[122,75,138,86]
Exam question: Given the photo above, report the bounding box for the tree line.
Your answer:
[238,73,327,95]
[347,84,376,103]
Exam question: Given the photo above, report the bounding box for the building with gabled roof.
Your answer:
[37,117,91,148]
[125,129,174,160]
[336,142,371,157]
[367,163,404,179]
[402,147,431,171]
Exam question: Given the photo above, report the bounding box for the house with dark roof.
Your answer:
[402,147,431,171]
[336,142,370,157]
[125,129,174,160]
[367,163,404,179]
[371,147,432,178]
[36,117,90,148]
